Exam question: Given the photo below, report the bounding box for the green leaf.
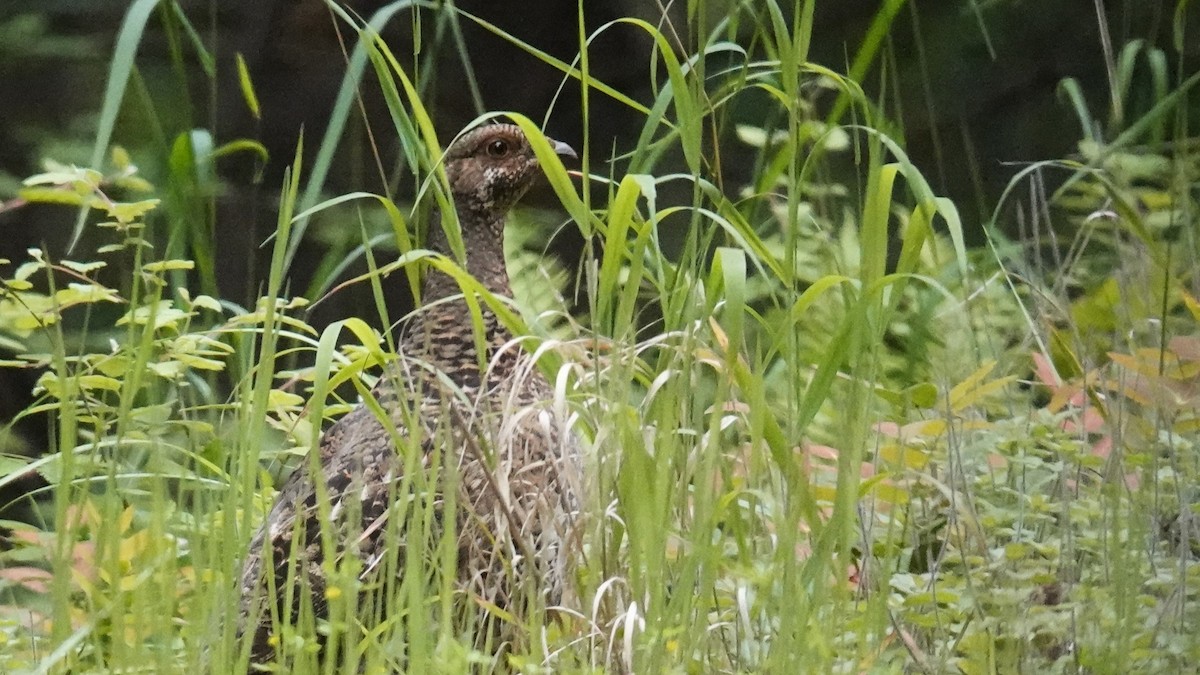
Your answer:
[53,283,122,306]
[189,294,222,313]
[268,390,305,409]
[173,352,226,372]
[76,375,123,393]
[142,259,195,273]
[147,360,187,380]
[13,260,44,281]
[235,53,261,120]
[22,165,103,188]
[18,186,96,208]
[117,300,191,330]
[61,260,107,274]
[949,360,1016,411]
[905,382,939,408]
[105,198,160,224]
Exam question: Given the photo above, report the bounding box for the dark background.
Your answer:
[3,2,1194,244]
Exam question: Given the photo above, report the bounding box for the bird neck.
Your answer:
[404,207,518,389]
[421,208,511,301]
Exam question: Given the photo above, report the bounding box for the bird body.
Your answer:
[234,124,580,669]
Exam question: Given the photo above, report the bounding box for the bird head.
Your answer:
[442,123,576,219]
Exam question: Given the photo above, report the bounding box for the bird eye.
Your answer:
[486,139,509,158]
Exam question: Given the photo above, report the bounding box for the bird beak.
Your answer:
[551,138,577,160]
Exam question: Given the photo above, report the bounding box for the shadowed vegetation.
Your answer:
[0,1,1197,673]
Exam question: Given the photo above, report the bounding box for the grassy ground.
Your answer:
[0,1,1198,673]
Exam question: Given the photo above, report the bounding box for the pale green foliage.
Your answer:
[1,1,1198,673]
[0,151,384,672]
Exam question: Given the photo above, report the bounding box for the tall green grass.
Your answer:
[1,1,1198,673]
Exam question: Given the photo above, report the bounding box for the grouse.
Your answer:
[233,123,581,670]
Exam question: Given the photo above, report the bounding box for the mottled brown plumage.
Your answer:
[234,123,581,670]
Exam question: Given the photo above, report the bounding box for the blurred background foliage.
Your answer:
[0,0,1197,536]
[0,1,1197,671]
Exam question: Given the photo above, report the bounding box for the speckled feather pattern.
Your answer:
[233,124,580,667]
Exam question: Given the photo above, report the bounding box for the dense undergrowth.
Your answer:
[0,1,1198,673]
